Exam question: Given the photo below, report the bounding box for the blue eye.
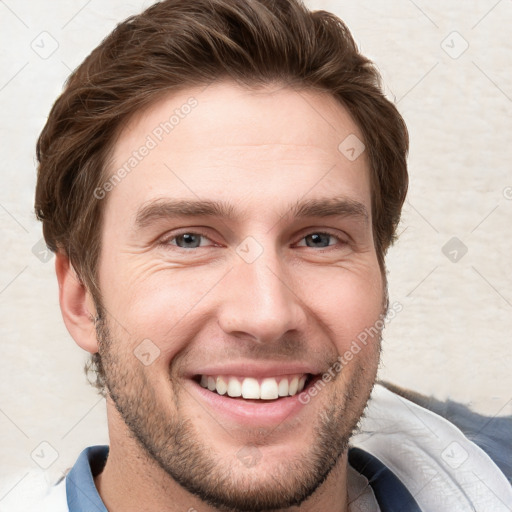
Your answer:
[163,231,343,251]
[302,233,336,248]
[172,233,206,248]
[306,233,331,247]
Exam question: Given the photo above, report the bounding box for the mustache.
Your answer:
[173,334,340,376]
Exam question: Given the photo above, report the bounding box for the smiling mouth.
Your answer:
[195,374,318,400]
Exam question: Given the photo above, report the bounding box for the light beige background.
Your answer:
[1,0,511,508]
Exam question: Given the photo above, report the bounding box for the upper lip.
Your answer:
[187,361,323,379]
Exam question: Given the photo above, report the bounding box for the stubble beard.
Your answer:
[94,306,381,512]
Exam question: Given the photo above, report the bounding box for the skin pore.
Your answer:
[57,80,385,512]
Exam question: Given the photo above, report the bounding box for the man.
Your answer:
[32,0,511,511]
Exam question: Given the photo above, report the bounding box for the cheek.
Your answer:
[296,263,384,352]
[99,245,384,363]
[104,264,224,358]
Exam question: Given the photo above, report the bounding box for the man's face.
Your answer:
[95,81,384,510]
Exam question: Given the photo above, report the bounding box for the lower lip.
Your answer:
[188,380,312,427]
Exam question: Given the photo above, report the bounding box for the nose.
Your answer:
[216,246,307,344]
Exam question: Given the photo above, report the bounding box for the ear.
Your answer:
[55,251,99,354]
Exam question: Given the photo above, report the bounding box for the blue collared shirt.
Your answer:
[63,445,421,512]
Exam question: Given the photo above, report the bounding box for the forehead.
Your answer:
[104,80,371,223]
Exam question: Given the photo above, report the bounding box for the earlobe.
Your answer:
[55,252,99,354]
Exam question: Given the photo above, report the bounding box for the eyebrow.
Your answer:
[134,197,369,229]
[135,199,236,228]
[289,197,369,223]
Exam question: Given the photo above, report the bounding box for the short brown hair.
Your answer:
[35,0,408,338]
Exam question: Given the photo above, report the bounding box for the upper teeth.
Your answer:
[199,375,307,400]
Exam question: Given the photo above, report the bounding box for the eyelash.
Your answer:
[160,230,216,249]
[160,230,347,250]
